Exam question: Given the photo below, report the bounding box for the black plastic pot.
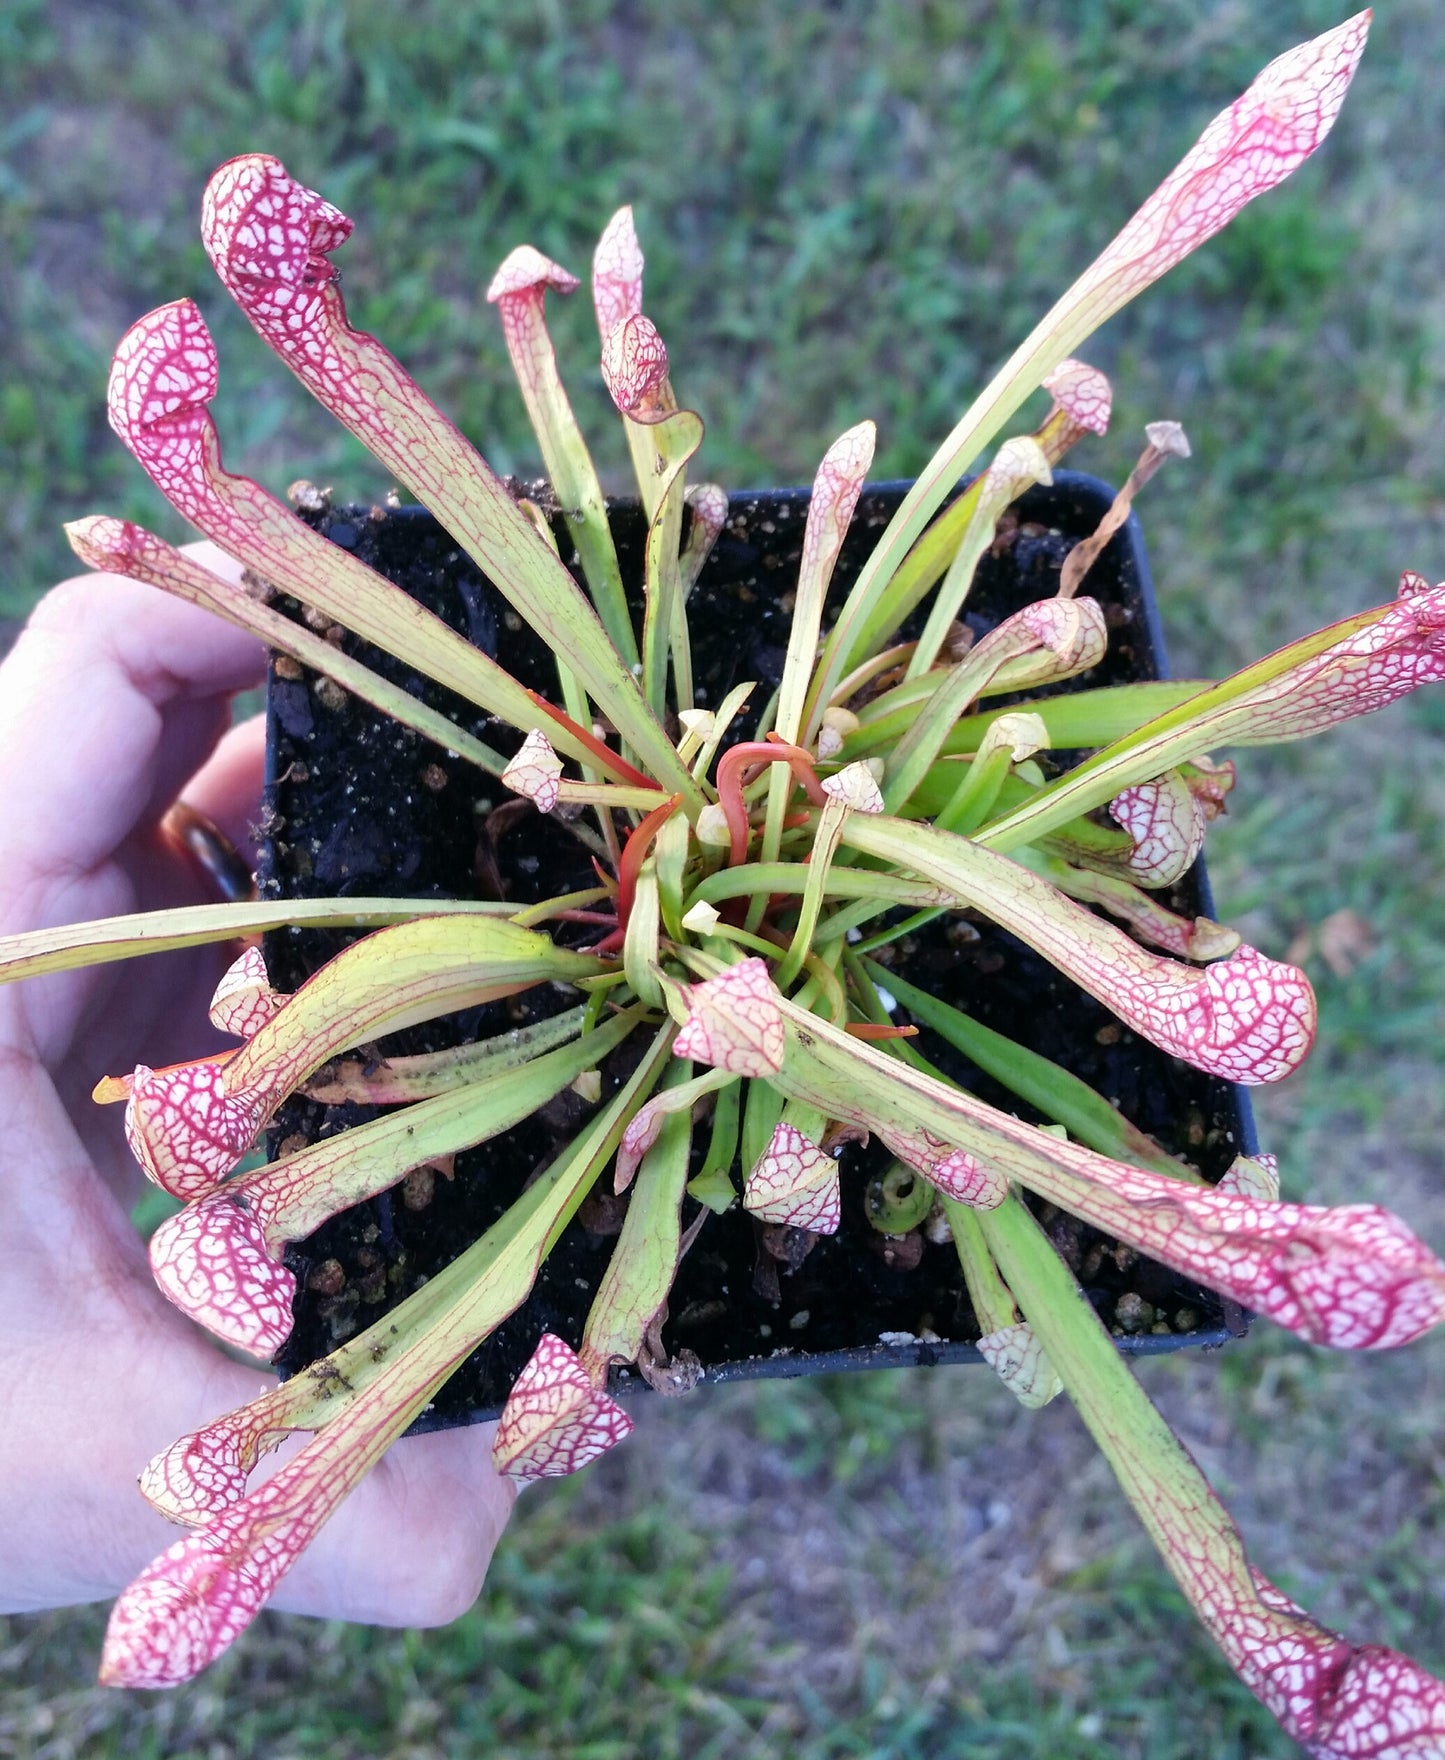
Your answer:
[259,473,1257,1430]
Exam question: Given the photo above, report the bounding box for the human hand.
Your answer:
[0,545,513,1620]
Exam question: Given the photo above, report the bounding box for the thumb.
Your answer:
[266,1418,517,1628]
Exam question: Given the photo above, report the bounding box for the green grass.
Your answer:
[3,0,1444,1753]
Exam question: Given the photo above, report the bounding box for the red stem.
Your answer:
[524,689,654,789]
[715,740,828,867]
[608,792,684,948]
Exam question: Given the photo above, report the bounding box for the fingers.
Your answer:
[0,561,263,886]
[179,714,266,868]
[183,542,247,590]
[3,540,519,1638]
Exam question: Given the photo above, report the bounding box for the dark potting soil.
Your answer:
[259,475,1254,1429]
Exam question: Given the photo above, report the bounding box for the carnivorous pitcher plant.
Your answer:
[6,11,1445,1751]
